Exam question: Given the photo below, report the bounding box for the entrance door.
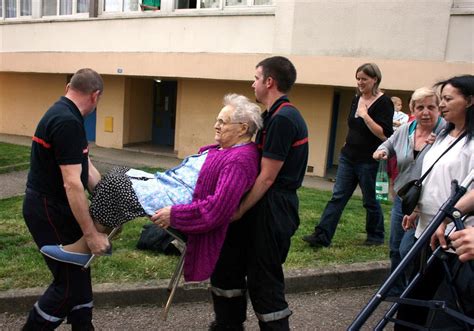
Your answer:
[152,80,177,146]
[326,92,340,171]
[84,110,96,142]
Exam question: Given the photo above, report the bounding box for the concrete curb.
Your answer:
[0,261,389,314]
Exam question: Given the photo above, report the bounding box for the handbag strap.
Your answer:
[417,131,467,184]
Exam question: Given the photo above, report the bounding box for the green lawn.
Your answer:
[0,189,392,291]
[0,142,31,174]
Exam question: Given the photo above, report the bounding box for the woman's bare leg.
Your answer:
[62,223,113,254]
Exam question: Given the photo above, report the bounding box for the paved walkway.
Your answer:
[1,286,392,330]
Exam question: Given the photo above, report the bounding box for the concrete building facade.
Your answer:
[1,0,472,176]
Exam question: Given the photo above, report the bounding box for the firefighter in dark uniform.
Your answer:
[210,56,309,330]
[22,68,110,330]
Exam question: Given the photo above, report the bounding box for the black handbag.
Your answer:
[397,179,422,215]
[397,132,466,215]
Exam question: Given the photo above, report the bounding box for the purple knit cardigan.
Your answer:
[170,142,260,281]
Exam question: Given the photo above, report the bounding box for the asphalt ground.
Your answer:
[1,286,394,330]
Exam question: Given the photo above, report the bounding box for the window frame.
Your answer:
[452,0,474,14]
[0,0,275,19]
[224,0,273,7]
[174,0,273,10]
[2,0,33,19]
[41,0,90,18]
[102,0,142,13]
[174,0,214,10]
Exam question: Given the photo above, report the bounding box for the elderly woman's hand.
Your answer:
[373,150,387,160]
[150,206,172,229]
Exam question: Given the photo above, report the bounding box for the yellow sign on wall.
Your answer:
[104,116,114,132]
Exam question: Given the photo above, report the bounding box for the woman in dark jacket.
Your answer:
[303,63,394,247]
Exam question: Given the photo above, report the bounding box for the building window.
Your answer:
[104,0,140,12]
[200,0,219,8]
[453,0,474,8]
[451,0,474,14]
[253,0,272,4]
[176,0,196,9]
[177,0,272,9]
[42,0,90,16]
[225,0,272,6]
[4,0,31,18]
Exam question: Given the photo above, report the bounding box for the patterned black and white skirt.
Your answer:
[89,166,146,228]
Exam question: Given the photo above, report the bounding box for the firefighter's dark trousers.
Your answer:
[211,188,300,330]
[22,189,94,330]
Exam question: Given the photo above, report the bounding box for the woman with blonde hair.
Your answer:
[373,87,445,296]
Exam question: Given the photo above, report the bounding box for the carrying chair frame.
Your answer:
[161,228,187,321]
[349,169,474,330]
[82,226,187,321]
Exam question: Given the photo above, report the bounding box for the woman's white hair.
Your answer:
[409,87,439,112]
[223,93,263,136]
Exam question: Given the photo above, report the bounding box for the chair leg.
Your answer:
[167,248,185,291]
[162,246,186,321]
[83,226,120,269]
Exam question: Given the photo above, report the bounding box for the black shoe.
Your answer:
[363,239,384,246]
[302,232,330,248]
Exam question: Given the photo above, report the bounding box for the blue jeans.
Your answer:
[315,155,384,245]
[388,196,415,296]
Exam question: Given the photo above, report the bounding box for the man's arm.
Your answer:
[60,164,109,255]
[450,228,474,262]
[448,191,474,262]
[232,157,284,221]
[431,190,474,252]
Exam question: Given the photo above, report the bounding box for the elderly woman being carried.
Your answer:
[41,93,262,282]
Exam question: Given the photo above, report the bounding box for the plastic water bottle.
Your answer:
[375,159,389,202]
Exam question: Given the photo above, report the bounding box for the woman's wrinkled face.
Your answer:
[413,96,439,128]
[439,84,470,124]
[214,105,245,148]
[356,70,377,95]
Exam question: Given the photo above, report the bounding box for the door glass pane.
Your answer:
[43,0,57,15]
[20,0,31,15]
[201,0,219,8]
[77,0,90,13]
[225,0,243,6]
[254,0,272,5]
[104,0,122,11]
[60,0,73,15]
[6,0,16,18]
